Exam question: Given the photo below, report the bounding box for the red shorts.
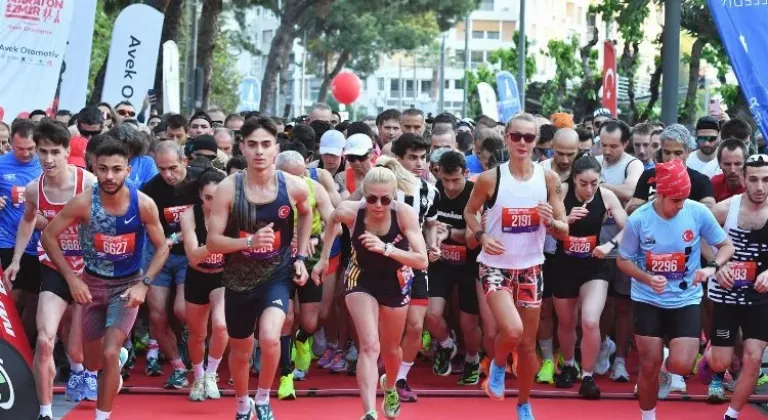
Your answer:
[479,263,543,308]
[326,254,341,276]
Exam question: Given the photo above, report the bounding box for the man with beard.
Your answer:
[707,154,768,420]
[711,139,747,202]
[41,138,169,420]
[687,116,722,177]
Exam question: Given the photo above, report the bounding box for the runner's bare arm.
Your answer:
[10,180,39,265]
[602,188,628,231]
[545,169,568,240]
[287,173,312,258]
[602,159,644,202]
[312,179,335,225]
[317,201,356,262]
[710,198,731,226]
[625,197,646,215]
[700,196,716,209]
[334,171,351,200]
[139,192,170,282]
[392,203,429,270]
[463,170,493,239]
[318,168,342,207]
[206,175,247,254]
[179,205,208,266]
[41,192,91,285]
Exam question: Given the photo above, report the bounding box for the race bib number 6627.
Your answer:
[501,208,540,234]
[94,233,136,262]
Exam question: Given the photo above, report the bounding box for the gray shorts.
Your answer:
[606,259,631,298]
[82,270,142,342]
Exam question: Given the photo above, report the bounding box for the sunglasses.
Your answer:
[347,153,369,163]
[696,135,718,143]
[365,194,392,206]
[507,132,537,143]
[79,128,101,138]
[117,109,136,117]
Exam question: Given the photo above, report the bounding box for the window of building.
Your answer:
[479,0,494,11]
[390,79,400,95]
[455,50,466,65]
[487,31,500,40]
[262,30,274,46]
[471,50,484,65]
[378,78,385,91]
[421,80,432,93]
[472,31,484,39]
[445,79,452,89]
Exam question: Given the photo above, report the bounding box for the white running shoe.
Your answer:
[658,371,672,399]
[594,337,616,375]
[610,358,630,382]
[670,374,687,393]
[189,377,205,401]
[118,347,129,393]
[204,373,221,399]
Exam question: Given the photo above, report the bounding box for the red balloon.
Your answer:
[331,71,362,105]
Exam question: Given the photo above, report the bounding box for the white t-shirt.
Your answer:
[686,152,721,177]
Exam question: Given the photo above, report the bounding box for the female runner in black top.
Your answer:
[313,165,428,420]
[552,155,627,398]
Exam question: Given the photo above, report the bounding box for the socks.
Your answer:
[563,359,575,367]
[171,358,186,372]
[641,408,656,420]
[254,387,270,405]
[193,363,204,380]
[397,361,413,381]
[86,370,98,377]
[279,335,293,376]
[582,371,593,378]
[725,406,739,418]
[95,409,111,420]
[539,338,554,361]
[206,356,221,375]
[236,395,251,414]
[465,353,480,364]
[147,340,159,360]
[615,356,626,365]
[439,337,454,349]
[39,404,52,418]
[70,362,84,374]
[296,328,311,343]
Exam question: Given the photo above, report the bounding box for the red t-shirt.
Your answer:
[711,173,745,202]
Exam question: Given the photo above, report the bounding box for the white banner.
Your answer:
[57,0,97,113]
[0,0,75,121]
[101,4,164,108]
[477,82,499,122]
[162,40,180,113]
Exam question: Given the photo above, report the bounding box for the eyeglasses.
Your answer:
[117,109,136,117]
[696,135,718,143]
[347,154,369,163]
[365,194,392,206]
[79,128,101,138]
[507,132,537,143]
[746,154,768,167]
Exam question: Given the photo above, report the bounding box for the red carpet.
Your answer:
[62,394,765,419]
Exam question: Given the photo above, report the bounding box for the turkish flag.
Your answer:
[602,40,617,117]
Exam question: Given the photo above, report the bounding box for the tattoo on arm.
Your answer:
[555,184,562,197]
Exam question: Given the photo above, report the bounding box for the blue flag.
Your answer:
[496,71,521,123]
[237,77,261,112]
[708,1,768,137]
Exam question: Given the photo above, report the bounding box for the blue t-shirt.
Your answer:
[0,153,42,254]
[128,155,158,189]
[465,154,484,176]
[618,200,727,309]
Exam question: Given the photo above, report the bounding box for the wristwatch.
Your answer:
[141,277,153,287]
[706,260,721,271]
[296,255,309,262]
[245,235,253,249]
[383,243,395,257]
[474,230,485,241]
[609,238,618,248]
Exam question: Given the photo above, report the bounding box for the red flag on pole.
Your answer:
[602,40,617,117]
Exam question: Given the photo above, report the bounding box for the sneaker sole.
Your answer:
[481,378,505,401]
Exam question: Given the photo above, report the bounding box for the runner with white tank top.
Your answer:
[464,113,568,420]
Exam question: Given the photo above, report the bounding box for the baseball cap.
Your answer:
[67,136,87,168]
[593,108,612,118]
[343,133,373,156]
[319,130,345,156]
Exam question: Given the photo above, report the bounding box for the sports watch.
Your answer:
[383,243,395,257]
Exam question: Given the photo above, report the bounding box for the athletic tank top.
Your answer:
[478,163,547,269]
[297,176,322,236]
[347,204,413,296]
[37,166,87,274]
[193,204,225,270]
[539,159,558,254]
[0,153,41,254]
[223,171,294,292]
[708,194,768,305]
[556,181,607,258]
[80,183,145,278]
[597,153,637,257]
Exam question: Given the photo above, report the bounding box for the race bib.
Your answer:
[94,233,136,262]
[11,186,25,207]
[199,252,225,269]
[59,232,83,257]
[730,261,757,288]
[240,231,282,260]
[440,244,467,265]
[564,235,597,258]
[163,205,191,229]
[646,252,686,280]
[397,265,414,296]
[501,208,540,233]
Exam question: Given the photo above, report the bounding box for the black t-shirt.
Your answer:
[141,167,204,255]
[633,166,714,203]
[434,180,476,269]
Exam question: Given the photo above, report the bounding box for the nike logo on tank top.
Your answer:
[479,163,547,270]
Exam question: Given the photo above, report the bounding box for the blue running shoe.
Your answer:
[483,360,506,400]
[65,371,84,402]
[83,371,98,401]
[517,402,535,420]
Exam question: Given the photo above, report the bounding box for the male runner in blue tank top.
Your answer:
[207,117,313,420]
[617,159,734,420]
[41,138,170,420]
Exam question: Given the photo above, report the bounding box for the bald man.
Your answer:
[539,128,580,181]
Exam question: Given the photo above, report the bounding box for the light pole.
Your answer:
[461,14,470,117]
[517,0,526,112]
[661,1,681,125]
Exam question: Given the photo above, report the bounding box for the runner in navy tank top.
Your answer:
[2,121,98,419]
[206,117,312,420]
[312,165,428,420]
[551,155,627,397]
[41,138,169,420]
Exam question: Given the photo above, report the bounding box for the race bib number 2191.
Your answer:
[501,208,540,234]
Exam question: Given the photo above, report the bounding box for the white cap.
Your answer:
[343,133,373,156]
[319,130,345,156]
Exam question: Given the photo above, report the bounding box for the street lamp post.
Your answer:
[517,0,526,112]
[661,1,681,125]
